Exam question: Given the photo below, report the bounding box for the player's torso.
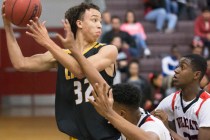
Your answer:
[55,42,119,139]
[173,91,209,140]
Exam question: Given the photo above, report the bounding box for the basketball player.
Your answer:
[2,1,120,139]
[54,19,172,140]
[154,54,210,140]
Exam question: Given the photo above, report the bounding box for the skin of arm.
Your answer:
[55,19,160,140]
[198,127,210,140]
[2,1,56,72]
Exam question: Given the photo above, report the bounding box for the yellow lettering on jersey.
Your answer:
[65,68,75,80]
[65,68,71,80]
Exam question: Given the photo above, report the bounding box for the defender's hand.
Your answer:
[56,19,77,51]
[26,17,51,48]
[88,83,114,118]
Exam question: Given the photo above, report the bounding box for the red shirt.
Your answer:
[194,15,210,38]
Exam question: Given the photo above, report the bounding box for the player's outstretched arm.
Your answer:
[2,1,57,72]
[89,83,160,140]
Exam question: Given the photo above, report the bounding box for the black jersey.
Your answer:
[55,42,120,140]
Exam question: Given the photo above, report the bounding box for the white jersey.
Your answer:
[156,90,210,140]
[120,108,172,140]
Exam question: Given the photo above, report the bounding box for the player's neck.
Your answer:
[130,109,141,125]
[75,39,95,52]
[181,84,201,101]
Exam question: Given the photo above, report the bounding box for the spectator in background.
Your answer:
[101,16,139,57]
[99,10,112,42]
[161,45,180,77]
[120,10,151,57]
[177,0,198,20]
[190,37,204,56]
[194,7,210,58]
[112,36,130,73]
[143,0,177,33]
[149,72,165,111]
[125,59,152,109]
[165,0,179,14]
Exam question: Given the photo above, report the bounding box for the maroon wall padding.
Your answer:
[0,28,64,95]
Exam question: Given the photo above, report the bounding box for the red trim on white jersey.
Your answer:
[172,91,181,112]
[196,91,210,117]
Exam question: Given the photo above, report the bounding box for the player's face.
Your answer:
[81,9,102,42]
[173,57,195,88]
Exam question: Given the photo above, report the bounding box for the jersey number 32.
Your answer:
[74,79,94,105]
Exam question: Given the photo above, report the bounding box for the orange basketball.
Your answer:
[5,0,42,27]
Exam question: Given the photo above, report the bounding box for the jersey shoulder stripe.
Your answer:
[196,91,210,117]
[172,91,181,112]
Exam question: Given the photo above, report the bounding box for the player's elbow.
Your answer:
[13,63,26,72]
[75,72,85,79]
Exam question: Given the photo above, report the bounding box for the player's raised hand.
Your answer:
[1,0,11,27]
[26,17,51,48]
[56,19,76,50]
[88,83,115,119]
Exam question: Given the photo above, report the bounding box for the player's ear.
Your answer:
[76,20,82,29]
[194,71,201,80]
[119,110,127,119]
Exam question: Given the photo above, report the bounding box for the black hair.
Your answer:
[124,10,137,23]
[65,3,99,38]
[201,6,210,13]
[111,83,141,109]
[111,15,121,22]
[183,54,207,80]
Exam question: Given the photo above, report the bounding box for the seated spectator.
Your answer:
[148,72,165,111]
[177,0,198,20]
[101,16,139,57]
[120,10,151,57]
[190,37,205,56]
[161,44,180,77]
[143,0,177,33]
[165,0,179,14]
[99,10,112,42]
[125,59,152,109]
[194,7,210,58]
[112,36,130,73]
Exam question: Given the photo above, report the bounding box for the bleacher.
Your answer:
[106,0,193,78]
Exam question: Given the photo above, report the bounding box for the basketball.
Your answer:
[4,0,42,27]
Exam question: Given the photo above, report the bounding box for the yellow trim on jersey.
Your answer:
[64,49,71,54]
[82,42,98,55]
[94,43,106,48]
[69,137,77,140]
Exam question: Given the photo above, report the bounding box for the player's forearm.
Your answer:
[106,111,157,140]
[44,40,85,78]
[71,49,107,86]
[5,27,27,70]
[168,129,184,140]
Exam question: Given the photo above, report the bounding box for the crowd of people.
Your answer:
[97,0,210,112]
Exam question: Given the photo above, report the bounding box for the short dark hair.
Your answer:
[111,83,141,109]
[111,15,121,22]
[65,3,99,38]
[183,54,207,80]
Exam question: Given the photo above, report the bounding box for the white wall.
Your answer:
[0,0,84,27]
